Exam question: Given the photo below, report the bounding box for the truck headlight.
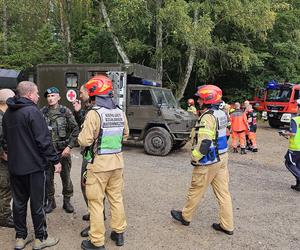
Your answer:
[262,111,267,120]
[280,113,291,123]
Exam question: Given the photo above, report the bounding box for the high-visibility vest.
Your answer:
[230,109,248,132]
[195,109,228,166]
[187,106,197,115]
[289,116,300,151]
[94,106,125,155]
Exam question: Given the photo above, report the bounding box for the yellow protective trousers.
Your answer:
[182,153,234,231]
[85,168,127,247]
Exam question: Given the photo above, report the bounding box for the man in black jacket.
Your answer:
[3,81,62,250]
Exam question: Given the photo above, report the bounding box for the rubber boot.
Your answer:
[82,214,90,221]
[240,148,247,154]
[291,180,300,191]
[44,198,56,214]
[80,226,89,237]
[63,197,74,213]
[110,231,124,246]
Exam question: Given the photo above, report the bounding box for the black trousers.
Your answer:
[10,171,48,240]
[285,150,300,181]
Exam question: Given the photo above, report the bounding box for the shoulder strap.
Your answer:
[41,107,49,115]
[59,105,66,114]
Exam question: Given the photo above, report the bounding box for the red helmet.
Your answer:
[85,75,113,97]
[195,85,222,104]
[187,98,194,105]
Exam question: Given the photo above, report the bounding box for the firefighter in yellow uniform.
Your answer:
[171,85,234,235]
[187,98,197,115]
[78,75,129,250]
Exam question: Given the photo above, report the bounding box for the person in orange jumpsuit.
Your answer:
[230,102,248,154]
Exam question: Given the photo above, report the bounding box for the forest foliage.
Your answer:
[0,0,299,102]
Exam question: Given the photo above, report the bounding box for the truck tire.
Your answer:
[268,118,282,128]
[144,127,173,156]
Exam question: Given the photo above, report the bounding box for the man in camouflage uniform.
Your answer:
[0,89,15,228]
[41,87,79,213]
[73,85,92,209]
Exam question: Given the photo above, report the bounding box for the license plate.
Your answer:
[271,110,278,112]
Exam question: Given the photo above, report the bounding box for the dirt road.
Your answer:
[1,121,299,250]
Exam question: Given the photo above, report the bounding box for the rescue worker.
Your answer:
[0,89,15,228]
[230,102,248,154]
[187,98,197,115]
[170,85,234,235]
[78,75,129,250]
[244,100,250,110]
[244,100,251,149]
[224,104,232,141]
[282,99,300,191]
[245,105,258,152]
[73,85,106,238]
[41,87,79,213]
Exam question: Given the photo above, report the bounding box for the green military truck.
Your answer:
[2,64,196,156]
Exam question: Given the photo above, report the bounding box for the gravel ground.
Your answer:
[1,121,299,250]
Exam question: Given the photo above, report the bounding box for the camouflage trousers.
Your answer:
[81,158,88,206]
[0,161,12,221]
[46,155,73,200]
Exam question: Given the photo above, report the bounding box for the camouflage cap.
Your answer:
[44,87,60,97]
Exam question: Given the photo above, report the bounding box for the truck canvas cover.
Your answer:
[0,68,21,89]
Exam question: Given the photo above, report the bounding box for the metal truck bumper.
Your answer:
[267,112,291,124]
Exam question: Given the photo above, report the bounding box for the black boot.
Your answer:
[212,223,233,235]
[81,240,105,250]
[44,198,56,214]
[110,231,124,246]
[0,215,14,228]
[63,197,74,213]
[291,180,300,191]
[240,148,247,154]
[82,214,90,221]
[80,226,90,237]
[252,148,258,152]
[233,148,238,153]
[170,210,190,226]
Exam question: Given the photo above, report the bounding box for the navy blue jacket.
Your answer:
[3,96,59,175]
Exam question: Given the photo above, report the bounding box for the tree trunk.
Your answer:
[99,0,130,64]
[2,0,8,54]
[177,8,199,100]
[66,0,72,63]
[156,0,163,82]
[59,0,72,63]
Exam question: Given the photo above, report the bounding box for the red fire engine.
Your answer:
[254,81,300,128]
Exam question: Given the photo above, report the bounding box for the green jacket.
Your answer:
[41,105,79,152]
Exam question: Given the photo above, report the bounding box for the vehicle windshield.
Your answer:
[266,88,291,102]
[153,89,177,108]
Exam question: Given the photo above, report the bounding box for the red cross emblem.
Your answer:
[66,89,77,102]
